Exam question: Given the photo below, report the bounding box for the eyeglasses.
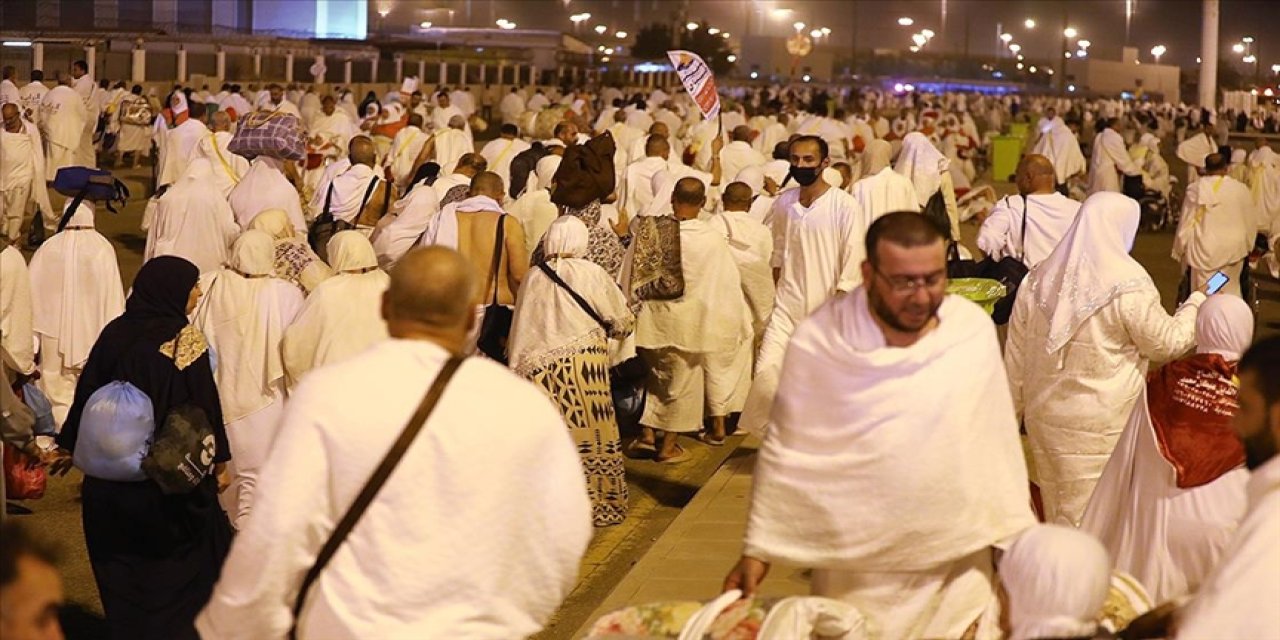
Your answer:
[873,266,947,293]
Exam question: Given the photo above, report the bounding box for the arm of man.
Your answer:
[1120,289,1204,365]
[504,215,530,295]
[196,381,334,638]
[977,197,1016,260]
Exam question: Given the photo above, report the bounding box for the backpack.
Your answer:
[121,98,154,126]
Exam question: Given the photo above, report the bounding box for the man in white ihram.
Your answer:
[1087,117,1142,196]
[197,246,592,639]
[1174,151,1261,298]
[725,213,1034,639]
[0,103,54,241]
[978,154,1081,269]
[39,73,87,185]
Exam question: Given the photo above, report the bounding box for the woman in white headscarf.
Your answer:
[1129,132,1171,198]
[1005,192,1207,527]
[145,158,241,273]
[998,524,1113,640]
[28,201,125,427]
[894,131,960,240]
[1081,294,1253,603]
[509,216,634,527]
[246,209,332,293]
[281,231,389,387]
[193,230,305,527]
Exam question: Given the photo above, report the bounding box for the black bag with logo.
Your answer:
[140,404,216,495]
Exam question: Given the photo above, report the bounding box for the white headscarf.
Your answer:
[172,91,189,116]
[327,230,380,272]
[1195,294,1254,360]
[146,158,241,273]
[535,154,562,191]
[894,131,950,206]
[194,230,302,422]
[1028,192,1152,353]
[1000,524,1111,640]
[860,139,893,176]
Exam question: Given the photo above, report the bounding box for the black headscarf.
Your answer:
[126,255,200,322]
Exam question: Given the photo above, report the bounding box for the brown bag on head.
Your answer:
[551,131,617,209]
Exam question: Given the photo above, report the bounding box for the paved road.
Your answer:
[8,166,1278,637]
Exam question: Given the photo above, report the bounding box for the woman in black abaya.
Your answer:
[55,256,232,640]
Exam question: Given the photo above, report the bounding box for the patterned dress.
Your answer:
[518,329,630,527]
[531,201,626,280]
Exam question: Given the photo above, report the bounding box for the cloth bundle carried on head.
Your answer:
[552,131,617,209]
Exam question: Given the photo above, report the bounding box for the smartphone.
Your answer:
[1205,271,1230,295]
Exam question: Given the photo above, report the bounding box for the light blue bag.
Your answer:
[22,383,56,436]
[72,381,155,482]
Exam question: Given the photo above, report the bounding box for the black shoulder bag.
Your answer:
[980,195,1031,325]
[536,262,648,422]
[476,215,514,363]
[289,356,464,640]
[308,172,382,261]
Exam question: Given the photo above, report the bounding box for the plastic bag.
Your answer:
[4,445,46,500]
[73,381,154,482]
[22,383,57,436]
[947,278,1008,315]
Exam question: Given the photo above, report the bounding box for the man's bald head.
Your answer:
[645,134,670,159]
[383,247,477,336]
[722,181,754,212]
[732,125,752,143]
[455,153,488,176]
[1015,154,1057,195]
[211,111,232,132]
[348,136,376,167]
[613,109,628,124]
[469,171,505,200]
[649,122,670,138]
[671,177,706,220]
[408,113,424,129]
[448,114,466,129]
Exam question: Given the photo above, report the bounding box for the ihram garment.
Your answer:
[193,231,304,528]
[229,156,307,234]
[0,117,53,239]
[145,159,240,273]
[746,288,1034,640]
[57,256,231,640]
[197,339,592,639]
[977,193,1082,269]
[28,203,125,427]
[509,216,633,527]
[371,181,441,269]
[1174,174,1260,297]
[1005,192,1203,527]
[281,232,388,388]
[1080,295,1253,603]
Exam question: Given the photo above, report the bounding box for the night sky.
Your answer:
[388,1,1280,69]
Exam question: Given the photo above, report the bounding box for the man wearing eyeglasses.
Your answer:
[725,212,1035,639]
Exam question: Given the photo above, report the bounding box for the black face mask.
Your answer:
[790,165,821,187]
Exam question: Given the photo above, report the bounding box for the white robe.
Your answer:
[1031,120,1087,185]
[499,92,526,125]
[479,137,530,194]
[710,210,775,338]
[145,160,241,273]
[0,245,36,374]
[190,130,249,199]
[1087,128,1141,195]
[230,156,306,233]
[1175,456,1280,639]
[196,340,592,639]
[71,75,98,167]
[28,204,125,426]
[719,140,767,189]
[384,126,428,189]
[507,188,558,255]
[0,120,53,235]
[18,82,48,125]
[326,163,384,227]
[38,85,87,180]
[621,156,668,217]
[978,193,1082,268]
[849,166,920,223]
[371,184,441,269]
[1174,175,1259,297]
[432,128,473,175]
[158,117,210,187]
[739,187,870,436]
[747,289,1034,639]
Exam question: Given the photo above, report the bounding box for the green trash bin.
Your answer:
[991,136,1024,183]
[1009,121,1030,140]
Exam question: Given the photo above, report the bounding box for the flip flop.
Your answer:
[697,432,726,447]
[656,446,690,464]
[625,440,658,459]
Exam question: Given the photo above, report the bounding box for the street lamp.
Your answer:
[793,21,806,32]
[921,29,935,39]
[1243,36,1255,44]
[1008,43,1022,53]
[912,33,928,47]
[419,21,432,28]
[1077,40,1091,49]
[810,29,823,39]
[821,27,831,36]
[1063,27,1078,38]
[1000,33,1013,43]
[1272,64,1280,74]
[615,31,627,39]
[727,54,737,62]
[1233,43,1246,54]
[708,27,720,35]
[1151,44,1166,64]
[1024,19,1036,29]
[569,13,590,24]
[898,17,915,26]
[686,22,699,31]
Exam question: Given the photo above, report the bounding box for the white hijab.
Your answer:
[194,230,302,422]
[894,131,950,206]
[1028,192,1152,353]
[1195,294,1253,360]
[999,524,1111,640]
[508,217,630,375]
[27,202,126,368]
[282,231,389,387]
[146,158,241,273]
[859,139,893,177]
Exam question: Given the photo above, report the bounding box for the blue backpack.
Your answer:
[72,381,155,482]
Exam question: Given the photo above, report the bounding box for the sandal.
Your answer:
[656,446,690,464]
[697,432,726,447]
[625,440,658,459]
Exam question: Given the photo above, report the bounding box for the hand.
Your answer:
[722,555,770,598]
[44,448,74,476]
[215,463,231,494]
[612,209,631,238]
[711,134,725,155]
[763,177,779,196]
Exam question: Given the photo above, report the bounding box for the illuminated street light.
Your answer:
[686,22,699,31]
[500,21,516,30]
[1151,44,1166,63]
[615,31,627,39]
[1063,27,1078,38]
[1076,50,1087,58]
[601,56,611,62]
[1243,36,1255,44]
[1016,62,1024,69]
[1065,51,1073,58]
[708,27,720,35]
[912,33,928,47]
[921,29,935,39]
[419,21,432,28]
[794,21,806,32]
[721,32,731,38]
[1017,54,1024,61]
[1233,43,1246,54]
[750,71,759,79]
[810,29,823,38]
[1046,68,1054,75]
[1244,54,1258,64]
[1272,64,1280,73]
[821,27,831,36]
[1024,18,1036,29]
[1008,43,1022,53]
[569,13,591,23]
[727,54,737,62]
[605,47,614,55]
[909,45,920,53]
[802,74,811,82]
[1000,33,1013,43]
[1029,65,1037,72]
[898,17,914,26]
[1077,40,1091,49]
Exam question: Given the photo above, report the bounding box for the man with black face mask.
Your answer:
[737,135,873,436]
[1174,336,1280,639]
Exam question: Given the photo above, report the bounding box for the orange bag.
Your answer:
[4,445,46,500]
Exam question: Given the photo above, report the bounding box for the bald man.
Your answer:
[199,245,593,639]
[423,114,474,175]
[622,134,671,216]
[978,154,1082,268]
[324,136,395,234]
[633,177,753,459]
[720,124,767,187]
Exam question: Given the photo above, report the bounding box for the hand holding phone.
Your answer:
[1204,271,1230,295]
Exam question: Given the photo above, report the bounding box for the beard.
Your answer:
[1242,428,1279,471]
[868,286,940,334]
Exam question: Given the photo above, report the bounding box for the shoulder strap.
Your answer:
[322,180,335,220]
[289,356,465,639]
[537,261,609,331]
[1018,194,1029,262]
[355,175,381,222]
[487,214,506,305]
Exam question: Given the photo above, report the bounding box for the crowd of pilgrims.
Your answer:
[0,60,1278,639]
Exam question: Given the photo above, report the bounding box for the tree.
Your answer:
[630,21,736,76]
